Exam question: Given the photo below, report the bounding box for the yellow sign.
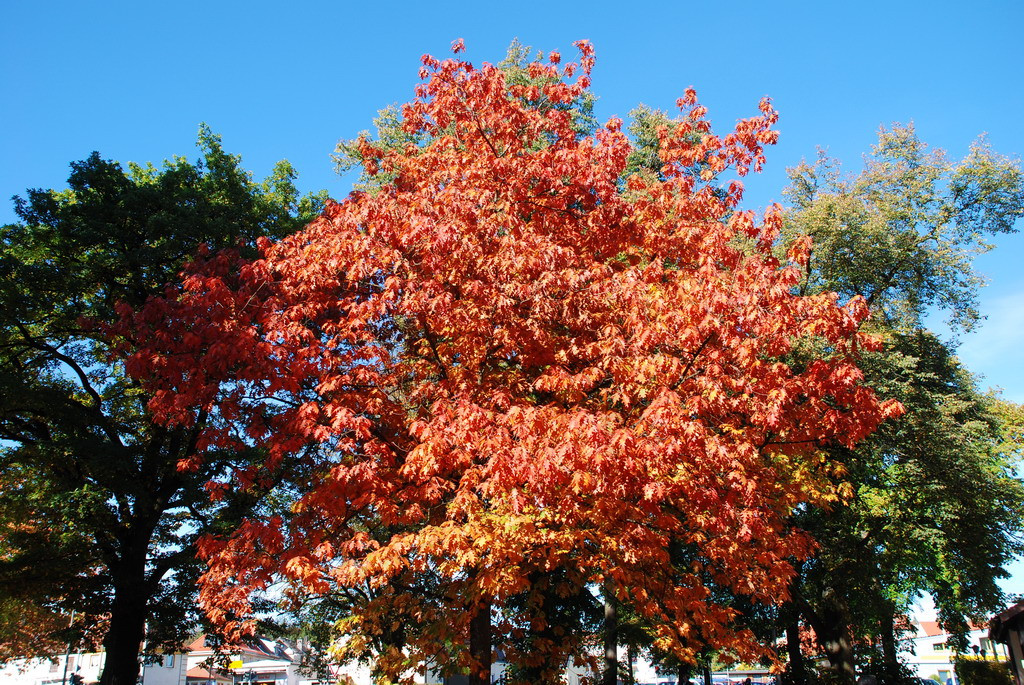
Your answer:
[228,660,244,669]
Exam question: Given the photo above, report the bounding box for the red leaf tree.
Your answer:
[121,42,901,684]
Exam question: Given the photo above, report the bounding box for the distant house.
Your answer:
[905,620,1008,684]
[0,649,186,685]
[183,634,339,685]
[0,634,323,685]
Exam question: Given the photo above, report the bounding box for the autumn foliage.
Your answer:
[120,42,901,681]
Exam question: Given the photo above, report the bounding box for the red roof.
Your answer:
[184,634,286,660]
[914,620,984,637]
[185,666,232,683]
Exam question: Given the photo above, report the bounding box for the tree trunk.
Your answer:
[626,642,635,685]
[469,600,491,685]
[822,635,857,685]
[785,610,808,685]
[816,603,857,685]
[678,662,692,685]
[880,601,900,685]
[98,509,168,685]
[797,586,856,685]
[98,560,148,685]
[603,580,618,685]
[703,662,712,685]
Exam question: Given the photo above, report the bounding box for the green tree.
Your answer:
[780,124,1024,685]
[0,126,325,685]
[784,125,1022,332]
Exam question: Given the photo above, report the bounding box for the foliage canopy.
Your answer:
[0,126,324,683]
[123,43,899,683]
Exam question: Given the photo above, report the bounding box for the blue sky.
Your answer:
[3,1,1023,592]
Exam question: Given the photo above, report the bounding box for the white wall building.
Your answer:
[906,620,1009,684]
[183,634,323,685]
[0,651,185,685]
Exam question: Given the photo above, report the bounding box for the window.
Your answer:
[934,642,947,652]
[164,654,175,668]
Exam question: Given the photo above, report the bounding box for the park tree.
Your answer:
[778,125,1024,685]
[122,43,901,684]
[0,127,325,685]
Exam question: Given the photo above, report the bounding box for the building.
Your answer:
[906,620,1008,684]
[0,650,186,685]
[989,600,1024,685]
[183,634,340,685]
[0,634,320,685]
